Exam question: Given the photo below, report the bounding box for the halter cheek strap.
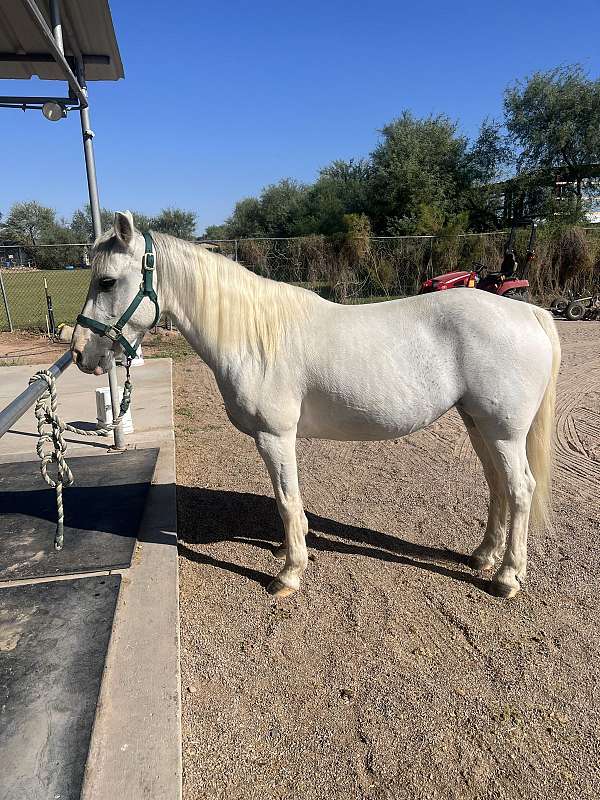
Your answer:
[76,232,160,360]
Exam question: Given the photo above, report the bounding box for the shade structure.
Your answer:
[0,0,124,82]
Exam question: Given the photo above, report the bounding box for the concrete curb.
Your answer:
[82,441,181,800]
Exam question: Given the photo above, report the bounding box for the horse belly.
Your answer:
[296,386,454,441]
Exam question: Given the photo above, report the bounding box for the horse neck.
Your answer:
[154,235,311,371]
[154,238,221,367]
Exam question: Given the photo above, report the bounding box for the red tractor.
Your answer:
[420,220,536,301]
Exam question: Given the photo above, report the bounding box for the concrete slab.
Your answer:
[0,358,173,460]
[82,442,180,800]
[0,358,181,800]
[0,575,121,800]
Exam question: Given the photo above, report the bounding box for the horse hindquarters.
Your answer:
[464,307,561,597]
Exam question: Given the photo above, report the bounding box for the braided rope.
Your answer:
[29,368,133,550]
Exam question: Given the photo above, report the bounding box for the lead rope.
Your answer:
[29,361,133,550]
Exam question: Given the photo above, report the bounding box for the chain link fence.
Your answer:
[0,243,92,332]
[209,231,512,301]
[203,227,600,302]
[2,229,599,332]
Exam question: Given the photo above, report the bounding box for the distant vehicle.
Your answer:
[420,220,537,301]
[551,291,600,320]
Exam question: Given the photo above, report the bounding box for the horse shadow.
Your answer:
[176,486,490,593]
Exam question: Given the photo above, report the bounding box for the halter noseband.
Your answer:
[76,232,160,360]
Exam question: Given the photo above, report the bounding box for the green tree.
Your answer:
[300,159,372,235]
[465,119,513,230]
[151,208,197,239]
[258,179,309,237]
[129,211,152,231]
[213,180,309,239]
[1,201,57,246]
[203,223,230,240]
[221,197,266,238]
[468,119,513,185]
[504,65,600,216]
[368,112,471,233]
[70,205,115,240]
[70,205,151,239]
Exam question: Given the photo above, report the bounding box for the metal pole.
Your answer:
[49,0,64,52]
[0,270,12,332]
[0,351,72,438]
[75,57,124,448]
[78,93,102,235]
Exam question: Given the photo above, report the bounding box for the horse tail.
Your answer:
[527,306,561,531]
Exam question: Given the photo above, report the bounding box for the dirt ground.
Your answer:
[175,320,600,800]
[0,330,69,365]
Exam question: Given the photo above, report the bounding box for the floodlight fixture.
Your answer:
[42,101,67,121]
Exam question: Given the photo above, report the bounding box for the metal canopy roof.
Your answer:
[0,0,124,81]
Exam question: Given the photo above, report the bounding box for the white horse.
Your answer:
[72,212,561,600]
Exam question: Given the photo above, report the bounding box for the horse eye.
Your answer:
[98,277,116,291]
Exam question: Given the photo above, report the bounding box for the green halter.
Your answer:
[77,232,160,360]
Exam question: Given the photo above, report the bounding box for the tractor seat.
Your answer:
[500,251,518,275]
[484,271,506,280]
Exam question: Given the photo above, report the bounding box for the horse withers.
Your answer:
[72,212,561,600]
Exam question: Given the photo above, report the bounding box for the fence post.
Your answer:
[234,240,238,262]
[429,237,434,279]
[0,270,13,333]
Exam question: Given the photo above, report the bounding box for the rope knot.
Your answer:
[29,366,133,550]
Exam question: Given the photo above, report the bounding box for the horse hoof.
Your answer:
[267,578,297,599]
[489,581,520,599]
[470,554,495,571]
[272,545,286,560]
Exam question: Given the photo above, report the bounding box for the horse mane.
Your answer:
[151,232,313,361]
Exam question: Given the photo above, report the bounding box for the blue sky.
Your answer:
[2,0,600,233]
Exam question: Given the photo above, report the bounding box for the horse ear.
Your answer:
[114,210,135,247]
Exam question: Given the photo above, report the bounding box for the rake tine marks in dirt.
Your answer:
[554,361,600,498]
[425,594,494,668]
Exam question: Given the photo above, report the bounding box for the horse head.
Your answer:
[71,211,158,374]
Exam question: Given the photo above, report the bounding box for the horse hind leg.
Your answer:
[476,433,536,598]
[458,410,508,571]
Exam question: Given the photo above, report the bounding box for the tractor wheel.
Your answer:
[550,296,569,315]
[565,301,587,321]
[504,289,530,302]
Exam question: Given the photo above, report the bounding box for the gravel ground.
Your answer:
[176,319,600,800]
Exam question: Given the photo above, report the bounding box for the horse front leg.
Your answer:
[255,429,309,598]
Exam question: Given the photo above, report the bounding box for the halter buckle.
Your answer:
[142,252,155,270]
[103,325,123,343]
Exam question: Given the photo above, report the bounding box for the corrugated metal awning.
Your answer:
[0,0,124,81]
